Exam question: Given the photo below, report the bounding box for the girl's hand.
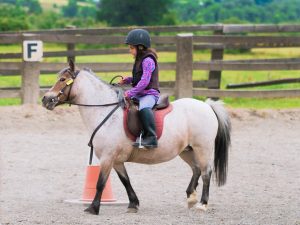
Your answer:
[124,91,130,101]
[119,76,132,85]
[119,79,125,85]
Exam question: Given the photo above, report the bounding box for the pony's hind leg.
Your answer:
[195,169,212,211]
[180,146,213,211]
[114,163,139,213]
[179,148,201,209]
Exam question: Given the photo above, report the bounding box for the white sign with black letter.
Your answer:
[23,40,43,62]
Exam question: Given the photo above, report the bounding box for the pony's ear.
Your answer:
[68,59,75,72]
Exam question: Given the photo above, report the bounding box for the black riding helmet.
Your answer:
[125,29,151,48]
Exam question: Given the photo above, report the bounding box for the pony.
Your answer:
[42,60,231,215]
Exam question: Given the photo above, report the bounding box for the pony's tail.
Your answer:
[206,99,231,186]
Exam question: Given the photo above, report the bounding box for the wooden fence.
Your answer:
[1,24,300,104]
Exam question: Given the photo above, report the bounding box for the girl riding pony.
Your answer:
[121,29,160,149]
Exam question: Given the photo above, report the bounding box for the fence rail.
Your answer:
[2,24,300,35]
[1,24,300,104]
[3,34,300,46]
[3,59,300,73]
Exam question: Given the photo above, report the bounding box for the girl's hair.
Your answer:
[135,45,158,61]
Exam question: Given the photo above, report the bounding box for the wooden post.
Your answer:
[66,25,76,63]
[21,34,41,104]
[175,33,193,99]
[208,30,224,89]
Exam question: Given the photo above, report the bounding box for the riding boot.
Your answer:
[133,108,158,148]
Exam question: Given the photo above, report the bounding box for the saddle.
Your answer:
[123,95,173,141]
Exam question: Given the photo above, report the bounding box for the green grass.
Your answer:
[1,44,300,108]
[38,0,93,10]
[0,98,21,105]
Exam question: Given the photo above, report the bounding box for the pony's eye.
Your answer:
[60,77,66,82]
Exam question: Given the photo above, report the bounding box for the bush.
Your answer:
[0,5,29,31]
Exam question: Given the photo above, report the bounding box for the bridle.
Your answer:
[57,69,122,107]
[55,69,125,165]
[57,68,79,104]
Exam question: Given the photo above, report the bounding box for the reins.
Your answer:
[60,101,120,107]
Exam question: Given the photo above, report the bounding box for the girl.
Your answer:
[120,29,160,149]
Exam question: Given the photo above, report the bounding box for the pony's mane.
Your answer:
[58,66,111,88]
[82,67,99,79]
[81,67,110,87]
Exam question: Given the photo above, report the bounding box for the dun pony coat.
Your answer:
[42,61,231,215]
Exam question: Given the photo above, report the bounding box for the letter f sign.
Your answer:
[23,40,43,62]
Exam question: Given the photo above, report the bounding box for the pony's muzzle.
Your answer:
[42,95,59,110]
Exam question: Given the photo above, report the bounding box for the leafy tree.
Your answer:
[23,0,42,14]
[179,0,300,24]
[255,0,273,5]
[62,0,78,17]
[31,11,61,29]
[171,0,203,22]
[2,0,300,31]
[0,5,29,31]
[78,6,97,18]
[1,0,42,14]
[97,0,175,26]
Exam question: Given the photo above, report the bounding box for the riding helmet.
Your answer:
[125,29,151,48]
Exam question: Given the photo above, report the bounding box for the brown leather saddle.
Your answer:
[124,95,172,140]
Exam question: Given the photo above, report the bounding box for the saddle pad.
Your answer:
[123,104,173,141]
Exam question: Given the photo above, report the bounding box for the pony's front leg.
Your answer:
[114,163,139,213]
[84,160,113,215]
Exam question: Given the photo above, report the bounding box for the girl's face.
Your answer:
[129,45,137,58]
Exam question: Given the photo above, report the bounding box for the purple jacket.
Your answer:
[124,57,159,99]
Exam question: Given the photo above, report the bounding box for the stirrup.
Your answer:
[138,133,144,149]
[132,133,145,149]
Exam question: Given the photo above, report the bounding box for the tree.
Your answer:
[1,0,42,14]
[0,5,29,31]
[24,0,42,14]
[255,0,273,5]
[78,6,97,18]
[97,0,174,26]
[171,0,203,22]
[62,0,78,17]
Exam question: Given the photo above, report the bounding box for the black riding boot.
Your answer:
[133,108,158,148]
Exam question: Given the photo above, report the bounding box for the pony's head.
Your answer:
[42,59,78,110]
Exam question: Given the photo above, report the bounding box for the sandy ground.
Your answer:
[0,105,299,225]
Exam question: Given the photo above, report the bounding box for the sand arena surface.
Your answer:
[0,105,299,225]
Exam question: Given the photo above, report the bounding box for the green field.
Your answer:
[38,0,93,11]
[0,44,300,108]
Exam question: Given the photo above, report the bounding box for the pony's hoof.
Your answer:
[84,204,99,215]
[127,207,138,213]
[187,191,198,209]
[195,203,208,212]
[187,198,198,209]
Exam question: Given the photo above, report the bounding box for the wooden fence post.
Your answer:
[21,34,41,104]
[208,30,224,89]
[66,25,76,62]
[175,33,193,99]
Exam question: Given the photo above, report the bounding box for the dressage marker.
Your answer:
[65,165,127,206]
